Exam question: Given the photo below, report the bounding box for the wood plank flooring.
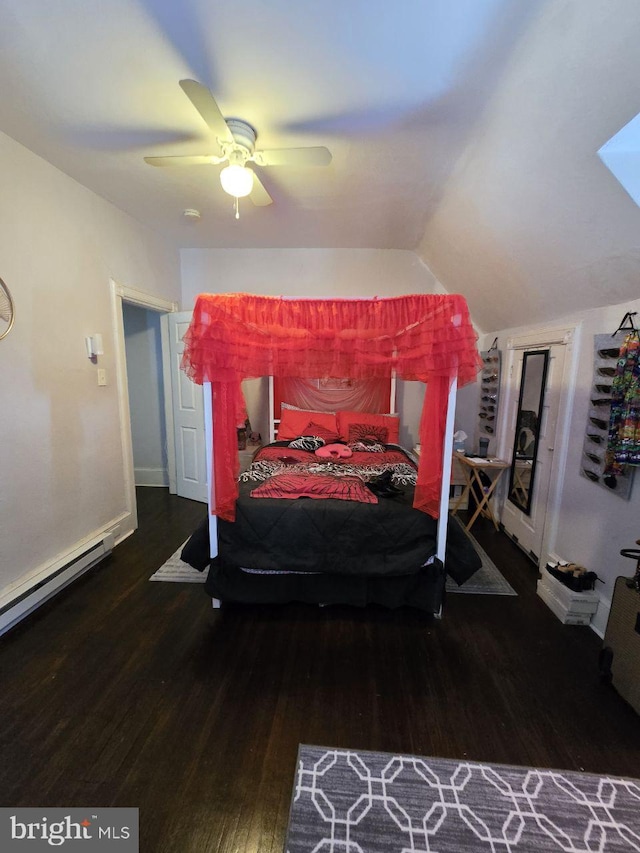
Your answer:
[1,488,639,852]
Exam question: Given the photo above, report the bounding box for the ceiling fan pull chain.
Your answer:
[234,197,240,220]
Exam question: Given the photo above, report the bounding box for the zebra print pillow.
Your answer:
[287,436,326,451]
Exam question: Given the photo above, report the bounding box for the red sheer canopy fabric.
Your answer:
[182,292,480,521]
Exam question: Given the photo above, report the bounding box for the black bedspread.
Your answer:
[212,443,479,583]
[180,442,481,611]
[222,486,436,578]
[182,508,480,586]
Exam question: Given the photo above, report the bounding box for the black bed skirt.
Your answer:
[204,557,446,613]
[181,512,478,615]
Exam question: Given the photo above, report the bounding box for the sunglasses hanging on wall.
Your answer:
[597,347,621,359]
[589,416,608,430]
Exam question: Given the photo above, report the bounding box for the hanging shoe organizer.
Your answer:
[478,338,501,440]
[580,312,636,501]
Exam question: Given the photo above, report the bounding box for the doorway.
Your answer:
[122,303,169,488]
[111,280,178,531]
[499,326,576,566]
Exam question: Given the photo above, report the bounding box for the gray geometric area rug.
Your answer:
[149,542,205,583]
[286,745,640,852]
[446,529,517,596]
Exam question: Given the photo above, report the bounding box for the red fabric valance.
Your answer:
[182,292,480,521]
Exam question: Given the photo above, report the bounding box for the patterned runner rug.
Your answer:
[286,745,640,852]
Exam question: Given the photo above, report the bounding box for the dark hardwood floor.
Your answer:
[1,488,638,852]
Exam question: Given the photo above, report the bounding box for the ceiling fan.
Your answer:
[144,79,332,217]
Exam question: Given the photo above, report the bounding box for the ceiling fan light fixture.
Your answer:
[220,164,254,198]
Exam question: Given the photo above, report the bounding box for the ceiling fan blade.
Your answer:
[144,154,225,167]
[253,146,332,168]
[179,79,234,146]
[250,172,273,206]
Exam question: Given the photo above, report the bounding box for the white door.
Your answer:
[502,344,565,562]
[166,312,208,503]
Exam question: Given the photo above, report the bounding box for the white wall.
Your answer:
[0,132,180,606]
[123,304,168,487]
[484,296,640,637]
[180,248,437,303]
[180,248,442,448]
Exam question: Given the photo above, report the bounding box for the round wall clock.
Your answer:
[0,277,15,340]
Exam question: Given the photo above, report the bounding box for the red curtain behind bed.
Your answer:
[273,377,392,420]
[182,292,480,521]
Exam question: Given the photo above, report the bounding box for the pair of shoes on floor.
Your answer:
[546,560,598,592]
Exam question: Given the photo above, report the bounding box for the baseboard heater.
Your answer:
[0,533,114,637]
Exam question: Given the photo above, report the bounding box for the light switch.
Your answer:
[97,369,107,386]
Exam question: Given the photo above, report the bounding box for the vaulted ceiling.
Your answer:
[1,0,639,331]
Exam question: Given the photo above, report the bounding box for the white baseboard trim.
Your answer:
[134,467,168,487]
[0,512,134,637]
[589,595,610,639]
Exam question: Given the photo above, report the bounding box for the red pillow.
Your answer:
[348,423,388,444]
[337,411,399,444]
[250,473,377,504]
[277,408,339,440]
[302,421,341,442]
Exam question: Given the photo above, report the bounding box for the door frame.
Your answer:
[497,322,580,566]
[160,313,176,494]
[110,279,178,528]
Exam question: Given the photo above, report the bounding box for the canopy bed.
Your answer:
[180,292,482,614]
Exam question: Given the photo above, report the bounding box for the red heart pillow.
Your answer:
[314,443,353,459]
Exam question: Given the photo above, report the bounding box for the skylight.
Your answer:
[598,112,640,209]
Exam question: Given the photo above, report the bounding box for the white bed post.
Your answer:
[203,382,221,609]
[390,371,397,414]
[436,373,457,565]
[268,376,276,443]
